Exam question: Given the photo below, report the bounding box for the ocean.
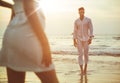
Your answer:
[0,29,120,56]
[0,30,120,83]
[48,34,120,56]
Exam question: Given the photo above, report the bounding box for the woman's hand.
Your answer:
[41,47,52,67]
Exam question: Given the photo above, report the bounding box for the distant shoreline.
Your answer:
[51,52,120,57]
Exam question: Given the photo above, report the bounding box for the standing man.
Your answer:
[73,7,94,75]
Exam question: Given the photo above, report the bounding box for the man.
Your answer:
[73,7,94,75]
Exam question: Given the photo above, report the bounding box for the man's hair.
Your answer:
[78,7,84,11]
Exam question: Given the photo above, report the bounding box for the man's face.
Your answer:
[79,9,84,17]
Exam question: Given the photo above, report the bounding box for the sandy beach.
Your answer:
[0,54,120,83]
[0,0,120,82]
[0,34,120,83]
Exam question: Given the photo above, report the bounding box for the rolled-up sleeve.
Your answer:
[73,21,77,39]
[88,19,94,37]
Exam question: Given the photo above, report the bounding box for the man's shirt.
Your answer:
[73,16,94,41]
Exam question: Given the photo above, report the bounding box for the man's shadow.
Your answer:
[79,74,88,83]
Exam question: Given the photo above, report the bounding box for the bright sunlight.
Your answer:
[40,0,61,13]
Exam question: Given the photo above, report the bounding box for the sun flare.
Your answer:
[40,0,55,12]
[40,0,61,13]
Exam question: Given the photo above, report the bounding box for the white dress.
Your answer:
[0,0,54,72]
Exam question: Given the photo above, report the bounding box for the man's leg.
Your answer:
[35,69,59,83]
[83,41,89,74]
[80,64,83,75]
[7,67,25,83]
[78,41,83,74]
[84,64,87,74]
[78,55,83,74]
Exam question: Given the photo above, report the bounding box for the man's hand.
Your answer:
[73,39,77,47]
[88,38,92,44]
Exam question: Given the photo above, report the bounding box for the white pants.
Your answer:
[77,41,89,65]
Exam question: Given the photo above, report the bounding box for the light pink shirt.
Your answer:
[73,17,94,41]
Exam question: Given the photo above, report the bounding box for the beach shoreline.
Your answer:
[0,54,120,83]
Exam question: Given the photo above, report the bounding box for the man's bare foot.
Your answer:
[83,69,87,75]
[80,70,84,75]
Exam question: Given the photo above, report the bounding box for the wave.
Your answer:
[113,37,120,40]
[51,50,120,57]
[0,34,120,57]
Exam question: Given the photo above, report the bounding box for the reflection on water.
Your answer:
[79,75,88,83]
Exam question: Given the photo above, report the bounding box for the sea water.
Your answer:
[0,29,120,56]
[48,34,120,56]
[0,29,120,83]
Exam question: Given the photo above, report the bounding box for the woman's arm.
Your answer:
[0,0,14,20]
[0,0,13,8]
[22,0,52,67]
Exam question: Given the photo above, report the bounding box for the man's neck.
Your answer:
[80,16,84,21]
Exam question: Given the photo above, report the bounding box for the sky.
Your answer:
[0,0,120,35]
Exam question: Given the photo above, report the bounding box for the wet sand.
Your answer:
[0,54,120,83]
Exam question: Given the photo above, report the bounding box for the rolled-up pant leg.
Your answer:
[77,41,89,65]
[83,41,89,64]
[77,41,83,65]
